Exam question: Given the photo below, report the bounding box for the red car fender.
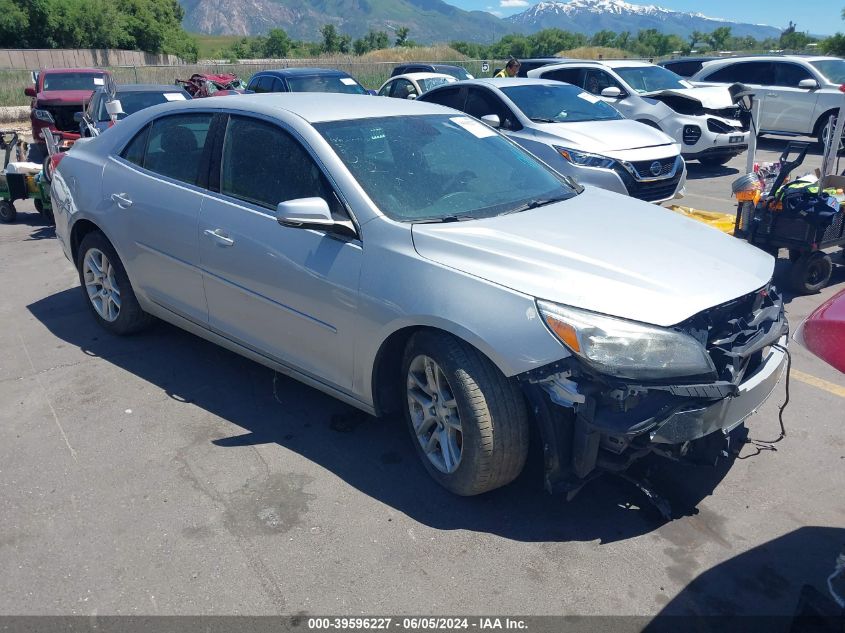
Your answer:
[794,288,845,373]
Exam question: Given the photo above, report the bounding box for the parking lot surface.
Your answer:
[1,138,844,619]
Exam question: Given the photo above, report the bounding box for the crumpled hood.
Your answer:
[411,187,774,327]
[533,118,677,155]
[36,89,95,106]
[643,86,734,110]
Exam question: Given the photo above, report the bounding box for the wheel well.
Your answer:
[813,109,838,136]
[637,119,661,131]
[70,219,102,264]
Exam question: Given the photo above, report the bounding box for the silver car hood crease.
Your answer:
[411,188,774,328]
[532,119,677,154]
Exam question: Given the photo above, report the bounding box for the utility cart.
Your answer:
[0,130,54,225]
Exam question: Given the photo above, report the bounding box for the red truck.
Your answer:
[24,68,111,161]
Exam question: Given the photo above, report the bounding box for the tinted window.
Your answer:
[540,68,583,85]
[500,84,622,123]
[317,115,577,222]
[771,62,813,87]
[221,116,340,213]
[662,60,704,78]
[390,79,416,99]
[286,75,366,95]
[253,76,274,93]
[582,69,623,95]
[97,90,187,122]
[43,72,106,91]
[464,88,519,129]
[706,61,773,85]
[421,86,466,110]
[271,77,285,92]
[121,124,150,167]
[143,113,213,185]
[434,66,472,80]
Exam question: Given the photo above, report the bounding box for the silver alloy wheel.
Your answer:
[83,248,121,322]
[406,355,463,474]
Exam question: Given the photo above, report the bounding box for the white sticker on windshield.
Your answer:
[340,77,357,86]
[93,77,105,86]
[450,116,496,138]
[577,92,600,103]
[163,93,187,101]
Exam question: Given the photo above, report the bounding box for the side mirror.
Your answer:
[480,114,501,128]
[798,78,819,90]
[73,112,85,123]
[407,93,417,100]
[24,86,36,97]
[601,86,622,98]
[276,197,356,238]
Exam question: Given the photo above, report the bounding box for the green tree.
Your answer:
[394,26,410,47]
[0,0,28,47]
[821,33,845,56]
[590,30,616,47]
[708,26,732,51]
[264,28,291,58]
[320,24,340,53]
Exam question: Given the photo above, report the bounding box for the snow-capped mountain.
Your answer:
[506,0,782,39]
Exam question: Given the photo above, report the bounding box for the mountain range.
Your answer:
[179,0,784,43]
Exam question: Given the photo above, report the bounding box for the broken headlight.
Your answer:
[33,109,54,123]
[537,300,716,381]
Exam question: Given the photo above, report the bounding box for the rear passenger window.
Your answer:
[422,86,465,110]
[143,113,213,185]
[220,116,341,215]
[706,62,773,85]
[771,62,813,87]
[121,124,150,167]
[540,68,582,85]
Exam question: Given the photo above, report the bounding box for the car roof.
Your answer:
[113,84,190,93]
[146,92,453,123]
[41,68,106,74]
[702,55,832,65]
[390,72,456,82]
[255,67,352,77]
[660,57,716,64]
[466,77,564,88]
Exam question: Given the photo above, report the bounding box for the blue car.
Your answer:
[246,68,371,95]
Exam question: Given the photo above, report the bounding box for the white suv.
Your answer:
[692,56,845,145]
[528,60,749,166]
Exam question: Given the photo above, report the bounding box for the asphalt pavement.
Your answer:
[1,138,844,621]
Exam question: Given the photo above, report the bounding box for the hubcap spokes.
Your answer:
[407,355,462,474]
[83,248,121,322]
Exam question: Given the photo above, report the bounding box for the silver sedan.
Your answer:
[51,94,787,497]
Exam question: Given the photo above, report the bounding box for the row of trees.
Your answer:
[452,26,818,60]
[0,0,199,61]
[218,25,416,60]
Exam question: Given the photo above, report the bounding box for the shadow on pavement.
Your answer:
[30,287,756,544]
[685,162,739,181]
[645,526,845,632]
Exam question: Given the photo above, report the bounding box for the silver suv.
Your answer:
[692,56,845,145]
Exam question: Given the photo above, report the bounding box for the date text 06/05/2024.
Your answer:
[307,617,529,630]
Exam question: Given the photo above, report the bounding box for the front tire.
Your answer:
[401,331,529,496]
[76,231,153,334]
[0,200,16,223]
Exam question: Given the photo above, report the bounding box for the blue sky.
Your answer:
[450,0,843,35]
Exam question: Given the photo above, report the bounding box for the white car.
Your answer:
[528,60,750,166]
[692,56,845,145]
[420,78,685,203]
[377,73,456,100]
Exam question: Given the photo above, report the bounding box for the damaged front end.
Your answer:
[520,286,788,496]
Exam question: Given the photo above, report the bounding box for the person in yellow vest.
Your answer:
[494,58,520,78]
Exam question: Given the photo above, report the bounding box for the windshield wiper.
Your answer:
[413,214,474,224]
[529,117,558,123]
[503,196,570,215]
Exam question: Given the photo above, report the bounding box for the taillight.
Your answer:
[50,152,65,172]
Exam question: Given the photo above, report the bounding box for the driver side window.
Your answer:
[582,69,622,96]
[220,115,343,217]
[390,79,416,99]
[464,87,520,130]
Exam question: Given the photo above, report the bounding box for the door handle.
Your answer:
[204,228,235,247]
[110,192,133,208]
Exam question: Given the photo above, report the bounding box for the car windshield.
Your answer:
[614,65,690,93]
[437,67,472,80]
[287,75,367,95]
[419,77,454,92]
[97,91,187,121]
[43,72,106,91]
[500,84,622,123]
[810,59,845,84]
[316,114,578,223]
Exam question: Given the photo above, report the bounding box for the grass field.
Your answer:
[193,34,243,59]
[558,46,640,59]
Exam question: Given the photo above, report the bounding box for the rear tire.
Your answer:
[401,330,529,496]
[0,200,16,223]
[76,231,153,335]
[790,251,833,294]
